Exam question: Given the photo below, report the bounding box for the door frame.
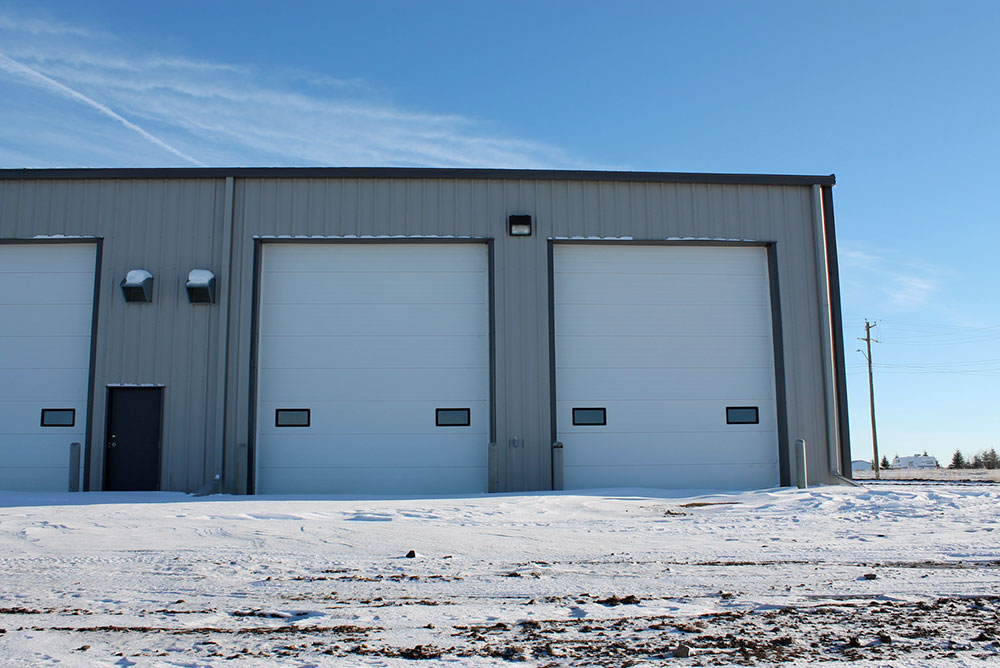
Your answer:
[103,386,164,491]
[546,239,790,488]
[0,238,103,492]
[247,237,496,495]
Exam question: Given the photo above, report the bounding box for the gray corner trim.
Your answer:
[0,166,837,187]
[83,238,103,492]
[247,239,263,495]
[766,244,790,487]
[546,240,558,489]
[821,186,853,478]
[486,239,497,446]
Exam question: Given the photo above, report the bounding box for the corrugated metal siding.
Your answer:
[228,178,836,491]
[2,173,840,493]
[0,179,229,492]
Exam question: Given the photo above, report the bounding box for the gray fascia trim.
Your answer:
[0,167,836,187]
[766,244,790,487]
[821,185,853,478]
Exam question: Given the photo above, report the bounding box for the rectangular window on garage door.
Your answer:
[275,409,311,427]
[726,406,759,425]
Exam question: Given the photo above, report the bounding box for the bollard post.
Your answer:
[551,442,564,491]
[795,439,808,489]
[68,442,81,492]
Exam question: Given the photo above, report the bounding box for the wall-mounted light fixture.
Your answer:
[508,214,532,237]
[186,269,217,304]
[120,269,153,303]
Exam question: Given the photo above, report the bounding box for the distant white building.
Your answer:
[891,454,938,469]
[851,460,872,471]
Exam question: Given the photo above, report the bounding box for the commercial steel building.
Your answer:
[0,168,850,494]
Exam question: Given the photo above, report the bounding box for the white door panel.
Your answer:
[256,243,490,495]
[0,244,95,491]
[554,244,779,490]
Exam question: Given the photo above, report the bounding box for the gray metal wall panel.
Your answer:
[3,173,842,493]
[0,178,229,492]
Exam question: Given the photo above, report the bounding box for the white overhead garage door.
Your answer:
[0,243,96,491]
[256,243,491,495]
[553,244,779,490]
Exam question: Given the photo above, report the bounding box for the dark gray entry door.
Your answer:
[104,388,162,491]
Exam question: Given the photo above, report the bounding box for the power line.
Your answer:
[871,320,1000,345]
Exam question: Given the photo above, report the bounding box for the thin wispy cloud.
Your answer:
[839,242,943,310]
[0,13,587,169]
[0,52,204,166]
[0,14,102,38]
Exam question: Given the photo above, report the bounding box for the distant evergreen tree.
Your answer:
[971,454,984,469]
[949,449,966,469]
[983,448,999,470]
[880,455,890,470]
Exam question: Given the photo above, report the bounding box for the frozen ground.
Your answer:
[0,483,997,667]
[853,468,1000,482]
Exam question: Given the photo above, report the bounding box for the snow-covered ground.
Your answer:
[0,483,997,667]
[853,468,1000,482]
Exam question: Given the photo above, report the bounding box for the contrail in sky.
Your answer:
[0,51,204,166]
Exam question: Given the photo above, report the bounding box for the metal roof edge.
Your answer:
[0,166,836,186]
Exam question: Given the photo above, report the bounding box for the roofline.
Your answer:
[0,166,835,186]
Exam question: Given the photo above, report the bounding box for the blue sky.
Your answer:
[1,0,997,465]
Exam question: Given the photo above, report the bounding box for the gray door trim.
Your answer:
[83,239,103,491]
[766,244,790,486]
[0,238,103,492]
[247,237,496,495]
[247,239,263,495]
[486,239,496,445]
[102,386,163,491]
[547,239,787,489]
[546,240,558,489]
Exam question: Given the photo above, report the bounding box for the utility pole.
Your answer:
[858,320,880,478]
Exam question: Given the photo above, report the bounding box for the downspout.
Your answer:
[812,185,841,477]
